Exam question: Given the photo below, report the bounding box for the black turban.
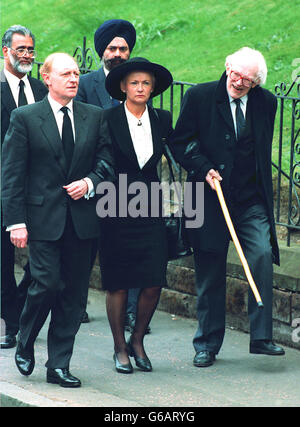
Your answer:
[94,19,136,58]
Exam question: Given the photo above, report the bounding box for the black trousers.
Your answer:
[19,213,92,369]
[1,224,18,335]
[193,203,273,354]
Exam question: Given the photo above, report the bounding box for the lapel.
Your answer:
[216,71,235,134]
[247,86,266,160]
[68,100,89,176]
[110,104,139,166]
[145,106,163,169]
[38,97,68,176]
[37,98,90,178]
[0,70,17,113]
[1,71,47,114]
[94,67,112,109]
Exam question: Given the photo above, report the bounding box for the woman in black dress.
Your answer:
[98,57,173,373]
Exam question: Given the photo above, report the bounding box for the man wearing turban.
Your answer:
[76,19,136,108]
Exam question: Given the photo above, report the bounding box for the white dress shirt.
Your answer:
[4,68,35,106]
[47,94,76,138]
[47,94,94,198]
[124,102,153,169]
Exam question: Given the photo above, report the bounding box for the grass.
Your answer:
[1,0,299,171]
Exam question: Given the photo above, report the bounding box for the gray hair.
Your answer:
[225,46,268,85]
[2,25,35,48]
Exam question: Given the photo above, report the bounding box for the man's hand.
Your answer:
[10,227,28,248]
[205,169,222,191]
[63,179,88,200]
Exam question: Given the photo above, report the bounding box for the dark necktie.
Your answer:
[234,98,245,140]
[61,107,74,170]
[18,80,28,106]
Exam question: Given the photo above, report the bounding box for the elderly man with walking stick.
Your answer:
[170,46,285,367]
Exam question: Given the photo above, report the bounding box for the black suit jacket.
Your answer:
[1,70,48,144]
[76,67,112,109]
[98,104,173,220]
[101,104,172,186]
[170,71,279,264]
[1,97,114,241]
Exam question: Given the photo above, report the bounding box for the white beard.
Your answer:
[8,51,33,74]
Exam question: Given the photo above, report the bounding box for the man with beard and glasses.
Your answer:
[76,19,151,334]
[1,25,48,350]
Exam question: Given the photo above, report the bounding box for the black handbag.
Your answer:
[163,144,193,261]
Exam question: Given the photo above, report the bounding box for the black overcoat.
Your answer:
[170,71,279,265]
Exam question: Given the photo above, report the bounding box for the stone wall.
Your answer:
[159,241,300,350]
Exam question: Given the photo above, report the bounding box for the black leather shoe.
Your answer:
[15,342,35,376]
[124,312,136,333]
[125,312,151,334]
[47,368,81,387]
[127,337,152,372]
[250,340,285,356]
[0,334,17,349]
[193,351,216,367]
[81,311,90,323]
[113,353,133,374]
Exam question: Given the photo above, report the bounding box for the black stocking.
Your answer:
[131,286,161,358]
[106,289,129,364]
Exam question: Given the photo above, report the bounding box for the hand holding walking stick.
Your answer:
[213,178,264,308]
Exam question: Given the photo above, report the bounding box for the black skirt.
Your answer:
[98,217,168,291]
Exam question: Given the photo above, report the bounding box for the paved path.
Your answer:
[1,268,299,408]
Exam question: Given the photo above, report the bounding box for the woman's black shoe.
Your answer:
[113,353,133,374]
[127,338,152,372]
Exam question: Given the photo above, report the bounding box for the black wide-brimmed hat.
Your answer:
[105,57,173,101]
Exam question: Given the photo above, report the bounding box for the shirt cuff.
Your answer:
[6,223,26,232]
[83,177,95,199]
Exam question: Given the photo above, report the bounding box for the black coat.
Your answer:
[170,71,279,265]
[76,67,113,109]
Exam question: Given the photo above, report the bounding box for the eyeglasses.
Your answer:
[230,70,255,88]
[8,47,36,58]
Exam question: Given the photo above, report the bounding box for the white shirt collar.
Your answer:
[124,102,149,124]
[228,92,248,106]
[47,93,74,115]
[103,66,109,77]
[4,68,29,87]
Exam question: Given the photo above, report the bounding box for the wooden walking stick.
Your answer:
[213,178,264,308]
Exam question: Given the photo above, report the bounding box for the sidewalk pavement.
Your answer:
[1,266,299,408]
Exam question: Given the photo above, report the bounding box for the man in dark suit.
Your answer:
[171,47,284,367]
[76,19,149,332]
[1,25,48,349]
[2,52,114,387]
